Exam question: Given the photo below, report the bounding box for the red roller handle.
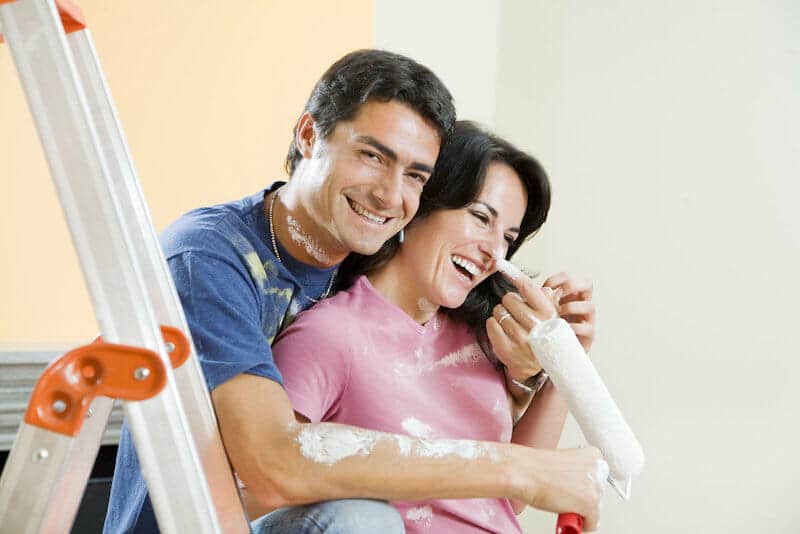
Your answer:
[557,513,583,534]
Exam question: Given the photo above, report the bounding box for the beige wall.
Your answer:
[1,1,372,346]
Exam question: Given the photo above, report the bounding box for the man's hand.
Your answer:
[515,446,606,532]
[544,272,596,352]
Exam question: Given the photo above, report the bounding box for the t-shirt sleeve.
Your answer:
[169,249,282,391]
[271,307,351,423]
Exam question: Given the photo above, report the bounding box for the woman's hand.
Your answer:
[486,271,558,383]
[487,270,597,384]
[544,272,596,352]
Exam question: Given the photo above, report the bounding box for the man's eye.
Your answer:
[409,173,428,185]
[361,150,381,163]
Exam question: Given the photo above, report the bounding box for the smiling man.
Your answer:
[104,49,454,534]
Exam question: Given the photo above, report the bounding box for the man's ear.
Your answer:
[295,112,317,159]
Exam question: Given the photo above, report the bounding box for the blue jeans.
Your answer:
[250,499,405,534]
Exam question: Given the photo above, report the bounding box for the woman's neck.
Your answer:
[368,258,439,325]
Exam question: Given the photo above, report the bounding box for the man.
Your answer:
[105,49,604,533]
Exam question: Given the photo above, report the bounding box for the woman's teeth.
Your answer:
[451,255,480,278]
[350,200,387,224]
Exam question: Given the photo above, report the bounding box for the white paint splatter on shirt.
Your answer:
[394,343,484,377]
[406,505,433,529]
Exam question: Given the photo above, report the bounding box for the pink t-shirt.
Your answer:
[272,276,521,534]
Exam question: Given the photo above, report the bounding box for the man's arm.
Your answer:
[212,373,604,531]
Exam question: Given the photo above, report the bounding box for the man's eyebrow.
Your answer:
[474,201,521,233]
[356,136,434,174]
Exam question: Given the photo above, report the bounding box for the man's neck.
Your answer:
[267,184,346,269]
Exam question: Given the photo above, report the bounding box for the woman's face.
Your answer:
[400,161,528,309]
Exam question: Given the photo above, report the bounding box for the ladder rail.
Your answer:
[68,26,249,531]
[0,0,239,531]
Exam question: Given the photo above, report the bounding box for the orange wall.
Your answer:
[0,1,372,346]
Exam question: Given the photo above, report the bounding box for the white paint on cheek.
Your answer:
[287,214,334,264]
[406,505,433,528]
[297,425,380,465]
[401,417,433,438]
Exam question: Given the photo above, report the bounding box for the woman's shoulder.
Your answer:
[287,276,381,330]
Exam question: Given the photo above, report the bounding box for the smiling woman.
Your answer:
[268,121,599,533]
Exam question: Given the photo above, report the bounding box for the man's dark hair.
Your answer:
[285,49,456,175]
[336,121,551,355]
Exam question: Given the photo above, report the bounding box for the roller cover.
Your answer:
[527,318,644,482]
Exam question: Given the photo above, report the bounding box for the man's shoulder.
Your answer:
[160,191,267,260]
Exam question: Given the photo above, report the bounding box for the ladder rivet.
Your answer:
[86,407,94,418]
[52,400,67,414]
[133,367,151,381]
[33,449,49,463]
[165,342,176,353]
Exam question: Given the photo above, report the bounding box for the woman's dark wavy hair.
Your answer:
[336,121,551,354]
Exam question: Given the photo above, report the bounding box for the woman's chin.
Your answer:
[439,290,468,310]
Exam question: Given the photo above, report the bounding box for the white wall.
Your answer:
[374,0,500,127]
[497,1,800,532]
[377,1,800,532]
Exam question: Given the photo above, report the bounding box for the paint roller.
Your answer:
[495,258,644,533]
[528,317,644,533]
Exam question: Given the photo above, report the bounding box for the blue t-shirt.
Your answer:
[103,186,337,533]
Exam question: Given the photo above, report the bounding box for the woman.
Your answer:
[270,121,596,533]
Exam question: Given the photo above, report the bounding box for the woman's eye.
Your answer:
[504,234,516,245]
[470,210,490,224]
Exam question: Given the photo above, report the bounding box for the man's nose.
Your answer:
[371,169,404,209]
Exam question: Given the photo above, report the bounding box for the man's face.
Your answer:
[299,100,441,256]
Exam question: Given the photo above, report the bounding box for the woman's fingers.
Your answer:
[500,293,552,332]
[504,269,558,316]
[493,303,529,342]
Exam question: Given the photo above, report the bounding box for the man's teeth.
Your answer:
[351,201,387,224]
[451,255,481,277]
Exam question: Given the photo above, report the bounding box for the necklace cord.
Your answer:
[268,188,337,303]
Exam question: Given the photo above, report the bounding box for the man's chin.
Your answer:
[344,235,391,256]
